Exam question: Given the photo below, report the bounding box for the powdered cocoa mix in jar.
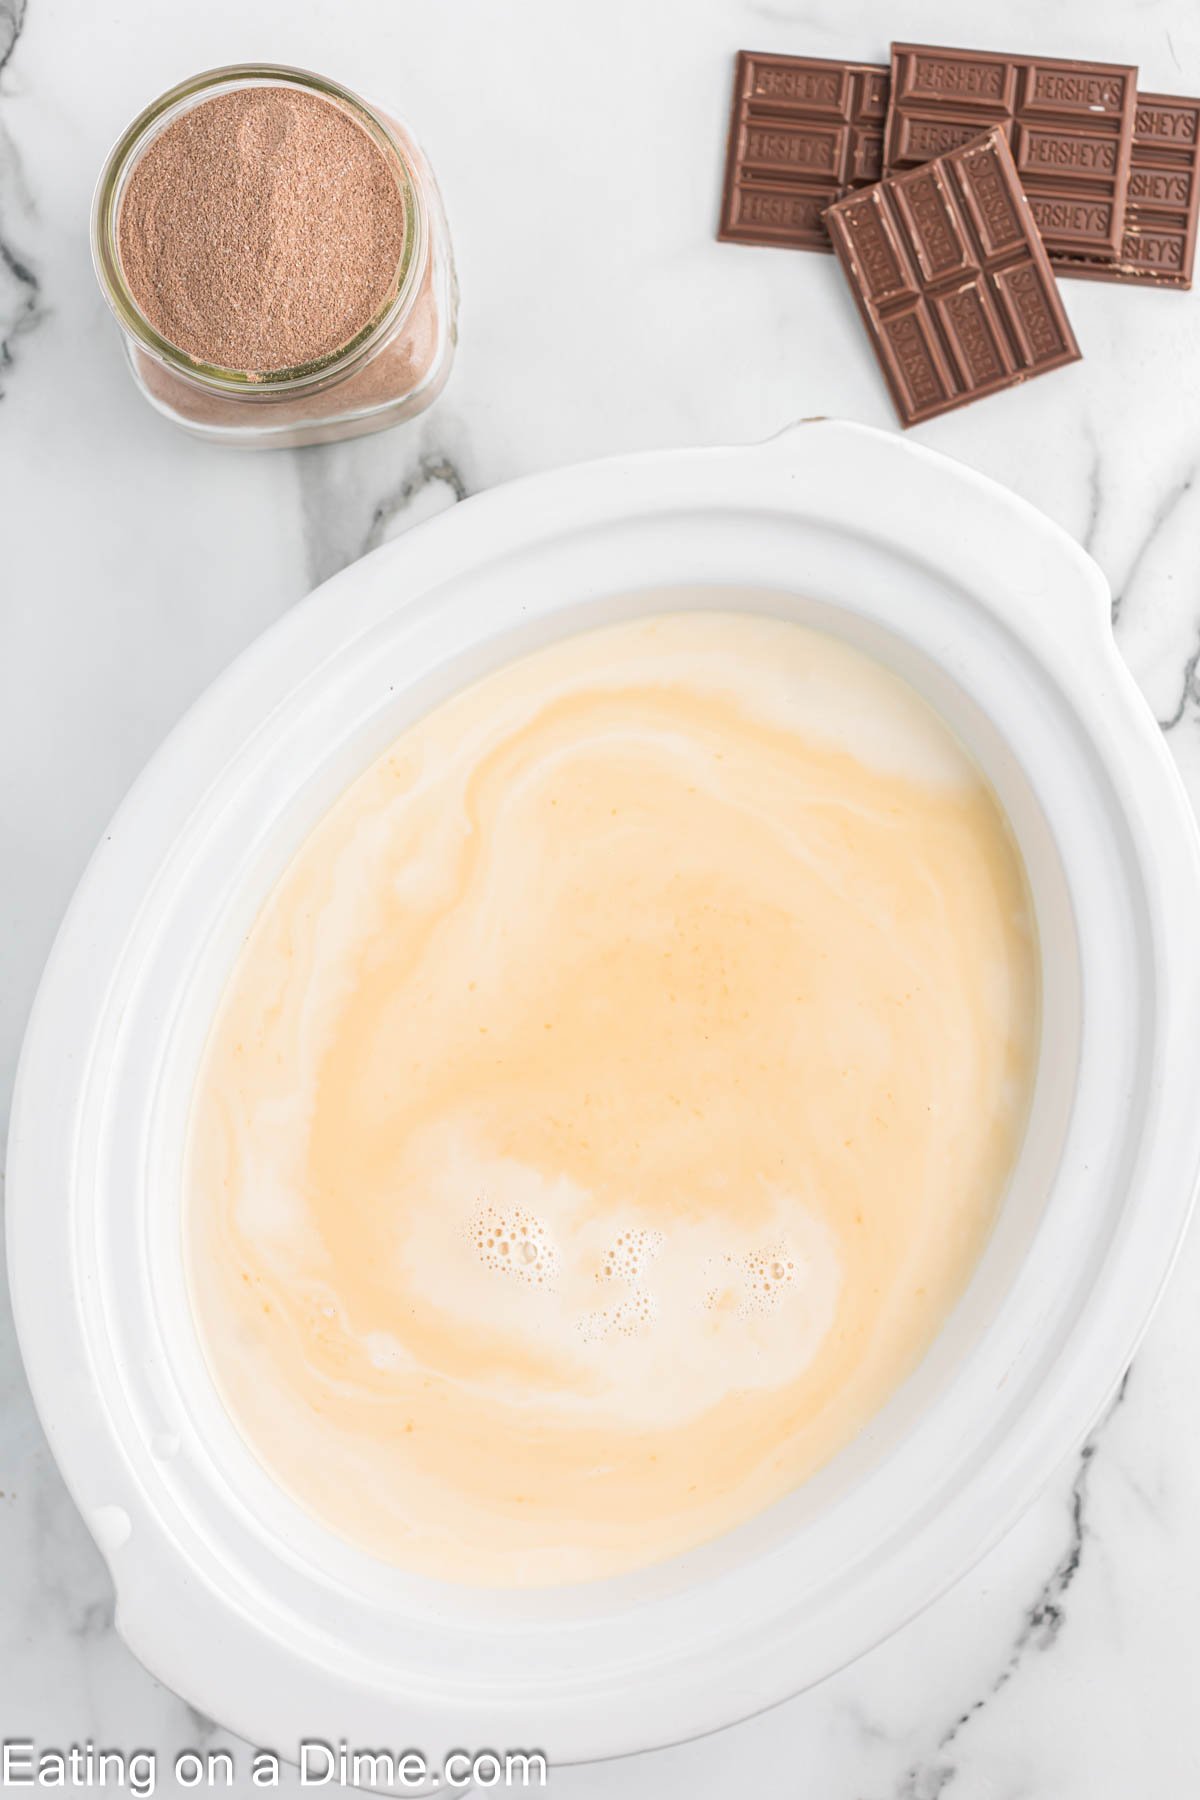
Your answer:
[94,68,457,446]
[119,86,409,374]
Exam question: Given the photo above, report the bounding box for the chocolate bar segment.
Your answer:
[719,50,889,251]
[1058,93,1200,287]
[885,43,1137,266]
[825,127,1081,426]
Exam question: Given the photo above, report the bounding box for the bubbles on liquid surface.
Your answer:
[466,1202,558,1288]
[577,1226,664,1344]
[704,1242,799,1318]
[578,1287,656,1343]
[461,1186,809,1362]
[594,1226,663,1286]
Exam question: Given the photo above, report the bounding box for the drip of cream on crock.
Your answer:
[184,612,1038,1585]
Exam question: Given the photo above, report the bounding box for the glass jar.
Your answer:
[91,65,458,449]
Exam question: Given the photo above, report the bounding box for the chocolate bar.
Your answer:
[824,127,1081,426]
[719,51,889,251]
[1058,93,1200,287]
[884,42,1138,267]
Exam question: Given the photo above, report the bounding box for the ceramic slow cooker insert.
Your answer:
[8,421,1200,1765]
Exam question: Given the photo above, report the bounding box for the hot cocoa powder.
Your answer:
[118,86,408,373]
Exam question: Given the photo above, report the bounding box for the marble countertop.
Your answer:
[3,0,1200,1794]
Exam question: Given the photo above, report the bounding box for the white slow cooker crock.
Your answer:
[8,421,1200,1768]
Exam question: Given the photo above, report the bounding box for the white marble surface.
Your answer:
[3,0,1200,1793]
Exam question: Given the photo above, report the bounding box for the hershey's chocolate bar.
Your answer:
[884,42,1138,267]
[825,126,1081,425]
[1058,92,1200,287]
[720,51,889,251]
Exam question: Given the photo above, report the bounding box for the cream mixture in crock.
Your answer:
[184,612,1038,1584]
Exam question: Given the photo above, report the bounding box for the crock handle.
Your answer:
[747,418,1116,663]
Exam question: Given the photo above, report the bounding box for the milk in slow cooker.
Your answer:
[184,611,1038,1584]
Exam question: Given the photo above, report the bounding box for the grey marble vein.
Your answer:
[0,0,26,78]
[24,1454,114,1644]
[0,0,41,396]
[891,1368,1133,1800]
[361,452,469,556]
[1111,461,1198,628]
[1079,426,1102,559]
[1158,628,1200,732]
[297,443,469,588]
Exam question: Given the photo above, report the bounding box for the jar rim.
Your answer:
[91,63,428,395]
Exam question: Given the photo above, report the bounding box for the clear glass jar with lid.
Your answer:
[91,64,458,449]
